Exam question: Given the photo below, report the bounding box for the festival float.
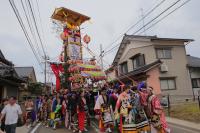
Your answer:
[50,7,106,92]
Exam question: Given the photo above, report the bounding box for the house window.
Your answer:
[131,54,145,69]
[156,48,172,59]
[120,62,128,74]
[160,78,176,90]
[192,78,200,88]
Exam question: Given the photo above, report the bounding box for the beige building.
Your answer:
[108,35,194,102]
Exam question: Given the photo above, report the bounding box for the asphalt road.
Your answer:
[35,125,97,133]
[36,123,200,133]
[169,124,200,133]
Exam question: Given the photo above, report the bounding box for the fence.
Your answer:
[161,94,200,117]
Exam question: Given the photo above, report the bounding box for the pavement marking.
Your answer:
[169,124,200,133]
[30,123,41,133]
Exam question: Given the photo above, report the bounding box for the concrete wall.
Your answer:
[3,85,18,98]
[147,67,161,95]
[118,40,156,71]
[160,45,193,96]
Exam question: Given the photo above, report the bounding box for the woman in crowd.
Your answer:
[62,93,69,129]
[94,87,113,133]
[77,90,88,133]
[68,92,78,131]
[41,96,48,126]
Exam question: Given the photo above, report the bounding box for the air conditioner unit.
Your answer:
[160,63,168,72]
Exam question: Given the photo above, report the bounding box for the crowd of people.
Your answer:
[0,81,170,133]
[23,89,95,133]
[94,82,170,133]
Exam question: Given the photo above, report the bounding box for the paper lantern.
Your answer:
[83,34,91,44]
[60,30,69,40]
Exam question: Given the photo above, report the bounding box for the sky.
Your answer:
[0,0,200,83]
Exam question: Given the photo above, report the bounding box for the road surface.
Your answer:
[36,124,199,133]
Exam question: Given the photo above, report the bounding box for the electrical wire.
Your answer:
[137,0,192,35]
[35,0,48,55]
[27,0,46,56]
[103,0,182,56]
[9,0,43,70]
[20,0,43,57]
[132,0,181,35]
[103,0,167,52]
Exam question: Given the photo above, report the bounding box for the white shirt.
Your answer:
[1,103,22,125]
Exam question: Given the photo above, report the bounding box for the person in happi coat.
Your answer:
[115,85,135,133]
[94,87,113,133]
[138,82,170,133]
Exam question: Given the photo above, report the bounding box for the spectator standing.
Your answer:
[0,98,8,132]
[0,96,22,133]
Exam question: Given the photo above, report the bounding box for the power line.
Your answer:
[103,0,166,52]
[132,0,181,35]
[8,0,43,70]
[103,43,120,56]
[20,0,43,57]
[27,0,46,56]
[138,0,192,35]
[35,0,48,55]
[103,0,182,56]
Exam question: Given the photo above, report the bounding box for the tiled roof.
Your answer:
[14,67,34,78]
[113,35,194,65]
[187,55,200,68]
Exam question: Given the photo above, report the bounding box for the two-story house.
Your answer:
[109,35,194,102]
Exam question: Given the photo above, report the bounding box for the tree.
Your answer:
[28,82,43,95]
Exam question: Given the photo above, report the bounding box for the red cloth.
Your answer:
[50,64,63,92]
[78,112,85,131]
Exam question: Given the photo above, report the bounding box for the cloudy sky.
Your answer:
[0,0,199,83]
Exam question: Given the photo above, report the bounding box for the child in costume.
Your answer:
[50,104,62,130]
[94,87,114,133]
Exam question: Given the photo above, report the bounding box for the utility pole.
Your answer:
[100,44,104,70]
[43,55,49,89]
[140,8,146,35]
[44,55,47,86]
